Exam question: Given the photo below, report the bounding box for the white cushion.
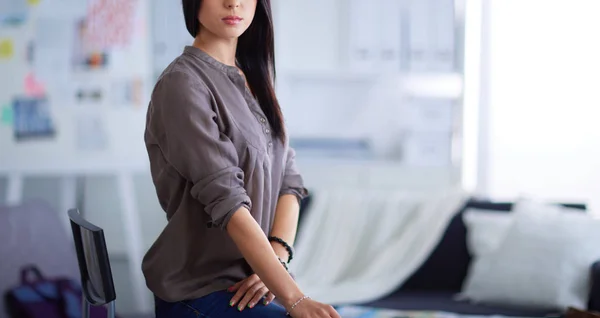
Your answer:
[463,208,513,257]
[461,202,600,310]
[462,200,584,257]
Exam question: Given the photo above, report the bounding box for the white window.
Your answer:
[467,0,600,212]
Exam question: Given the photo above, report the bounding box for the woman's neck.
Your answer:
[192,31,238,67]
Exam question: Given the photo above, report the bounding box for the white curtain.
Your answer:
[291,187,469,305]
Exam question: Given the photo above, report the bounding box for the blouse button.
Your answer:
[265,128,270,134]
[268,142,273,147]
[260,117,266,123]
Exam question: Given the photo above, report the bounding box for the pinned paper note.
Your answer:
[110,78,143,108]
[1,104,13,125]
[0,38,14,59]
[24,72,47,97]
[26,41,34,64]
[76,114,108,151]
[0,14,27,27]
[35,0,86,19]
[75,87,104,104]
[0,0,28,26]
[33,18,74,81]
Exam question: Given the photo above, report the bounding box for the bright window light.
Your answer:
[486,0,600,214]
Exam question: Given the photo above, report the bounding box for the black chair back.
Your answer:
[68,208,116,318]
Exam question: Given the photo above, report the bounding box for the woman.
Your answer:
[143,0,340,317]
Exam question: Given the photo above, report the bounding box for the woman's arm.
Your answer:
[272,146,308,259]
[228,211,340,318]
[227,207,304,309]
[150,71,251,229]
[270,194,300,260]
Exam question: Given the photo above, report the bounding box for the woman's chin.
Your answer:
[218,26,248,39]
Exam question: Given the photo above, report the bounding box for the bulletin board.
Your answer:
[0,0,152,174]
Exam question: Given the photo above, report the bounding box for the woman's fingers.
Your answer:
[229,283,248,308]
[227,280,243,293]
[248,286,270,308]
[229,274,259,307]
[263,291,276,305]
[228,274,275,311]
[238,283,268,311]
[328,305,341,318]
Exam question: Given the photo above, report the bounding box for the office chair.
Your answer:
[68,208,117,318]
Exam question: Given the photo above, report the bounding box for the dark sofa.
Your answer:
[299,197,600,316]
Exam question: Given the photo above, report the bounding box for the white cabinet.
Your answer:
[273,0,341,74]
[379,0,404,72]
[275,0,456,75]
[403,132,453,166]
[407,0,456,71]
[406,0,430,71]
[346,0,379,72]
[404,99,455,132]
[276,0,404,75]
[345,0,403,74]
[430,0,456,71]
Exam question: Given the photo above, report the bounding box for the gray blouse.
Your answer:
[142,46,307,302]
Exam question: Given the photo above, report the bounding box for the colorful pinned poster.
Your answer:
[84,0,139,50]
[12,96,56,141]
[72,19,110,70]
[0,38,14,60]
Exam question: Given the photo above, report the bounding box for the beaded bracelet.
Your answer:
[278,257,289,271]
[286,295,310,316]
[268,236,294,263]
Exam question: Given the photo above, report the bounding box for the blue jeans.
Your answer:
[155,290,287,317]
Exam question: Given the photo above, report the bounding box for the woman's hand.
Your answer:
[288,298,341,318]
[228,274,276,311]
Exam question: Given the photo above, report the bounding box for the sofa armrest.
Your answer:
[588,261,600,312]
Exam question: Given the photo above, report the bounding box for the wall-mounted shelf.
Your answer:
[279,71,463,100]
[296,157,462,191]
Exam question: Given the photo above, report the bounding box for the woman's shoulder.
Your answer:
[149,63,215,119]
[152,59,214,102]
[157,57,208,88]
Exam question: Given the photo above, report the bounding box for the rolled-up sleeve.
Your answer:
[150,71,250,229]
[279,146,309,202]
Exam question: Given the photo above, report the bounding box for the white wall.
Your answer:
[480,0,600,212]
[0,0,465,314]
[0,0,465,262]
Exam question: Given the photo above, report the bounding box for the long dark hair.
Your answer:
[182,0,285,141]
